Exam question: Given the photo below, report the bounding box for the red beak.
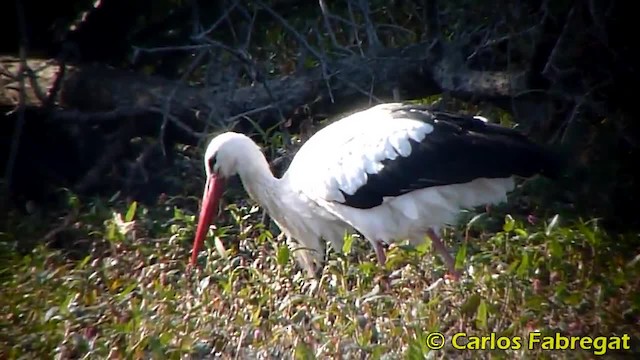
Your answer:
[190,174,225,266]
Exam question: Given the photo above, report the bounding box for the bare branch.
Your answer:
[376,24,416,37]
[3,39,532,143]
[347,1,365,56]
[41,210,78,243]
[424,0,441,39]
[243,7,258,49]
[587,0,608,43]
[74,124,133,193]
[190,0,202,36]
[254,0,323,60]
[197,38,251,66]
[466,24,540,63]
[542,5,577,80]
[131,44,212,63]
[223,104,276,125]
[255,0,337,104]
[334,73,384,104]
[43,61,66,108]
[318,0,343,52]
[159,49,209,155]
[326,12,359,29]
[51,108,150,122]
[148,106,207,139]
[195,0,238,39]
[3,0,29,201]
[357,0,381,49]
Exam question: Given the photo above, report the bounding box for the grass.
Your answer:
[1,143,639,359]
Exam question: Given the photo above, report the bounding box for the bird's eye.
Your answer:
[208,154,218,174]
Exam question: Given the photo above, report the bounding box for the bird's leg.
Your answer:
[426,229,461,280]
[374,240,387,265]
[373,240,392,291]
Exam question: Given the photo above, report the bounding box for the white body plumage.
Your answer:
[191,103,557,277]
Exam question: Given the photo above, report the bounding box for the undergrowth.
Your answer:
[1,124,639,359]
[1,185,639,359]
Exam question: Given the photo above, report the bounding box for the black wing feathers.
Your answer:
[341,105,560,209]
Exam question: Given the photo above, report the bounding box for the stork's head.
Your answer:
[190,132,260,266]
[203,132,256,179]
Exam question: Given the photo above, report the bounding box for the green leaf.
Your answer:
[460,293,481,316]
[173,206,184,220]
[548,236,564,259]
[546,214,560,236]
[106,221,119,242]
[507,259,520,273]
[466,213,486,229]
[562,292,582,306]
[294,340,316,360]
[475,299,488,330]
[125,201,138,222]
[44,306,59,321]
[525,295,545,310]
[503,214,515,232]
[150,336,165,355]
[514,228,528,238]
[214,237,227,258]
[455,244,467,270]
[342,234,354,255]
[115,283,137,302]
[406,339,426,358]
[108,191,121,203]
[517,252,530,278]
[577,222,598,246]
[75,255,91,270]
[358,262,375,277]
[277,245,290,266]
[64,189,80,209]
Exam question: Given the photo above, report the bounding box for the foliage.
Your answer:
[2,0,639,358]
[1,184,639,359]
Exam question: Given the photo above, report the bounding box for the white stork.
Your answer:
[190,103,559,278]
